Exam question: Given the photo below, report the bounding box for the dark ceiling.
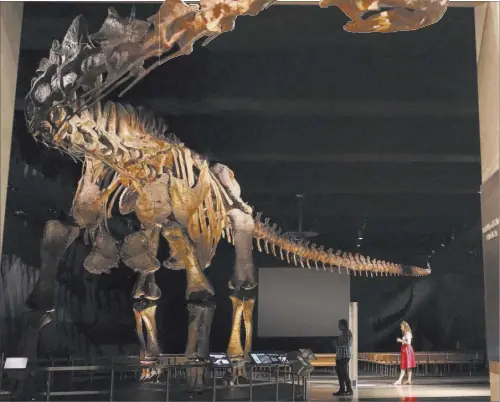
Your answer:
[11,2,482,266]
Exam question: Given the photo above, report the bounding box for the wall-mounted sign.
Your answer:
[481,169,500,362]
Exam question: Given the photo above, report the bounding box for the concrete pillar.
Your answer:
[349,302,358,386]
[475,3,500,401]
[0,2,24,258]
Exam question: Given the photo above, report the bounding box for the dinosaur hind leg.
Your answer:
[225,209,258,381]
[243,298,256,357]
[121,227,163,382]
[227,295,245,362]
[228,296,256,381]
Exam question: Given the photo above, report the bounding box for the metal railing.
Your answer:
[358,351,484,377]
[0,354,309,401]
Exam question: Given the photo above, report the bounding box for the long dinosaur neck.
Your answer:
[251,214,431,278]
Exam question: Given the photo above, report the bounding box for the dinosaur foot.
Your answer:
[186,364,210,390]
[139,361,161,382]
[229,359,247,383]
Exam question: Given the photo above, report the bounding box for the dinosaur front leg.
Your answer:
[161,223,214,301]
[14,220,79,398]
[121,227,163,381]
[162,223,216,388]
[133,293,162,381]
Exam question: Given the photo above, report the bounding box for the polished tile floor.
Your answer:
[309,375,491,401]
[0,372,491,401]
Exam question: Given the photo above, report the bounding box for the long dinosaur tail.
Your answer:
[250,213,431,278]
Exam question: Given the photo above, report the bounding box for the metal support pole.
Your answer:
[110,366,115,401]
[46,370,51,401]
[70,356,74,390]
[349,302,358,388]
[291,369,295,402]
[275,365,279,401]
[249,365,253,402]
[165,366,170,402]
[212,367,216,402]
[0,352,4,391]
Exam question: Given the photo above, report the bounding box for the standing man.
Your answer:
[334,318,353,397]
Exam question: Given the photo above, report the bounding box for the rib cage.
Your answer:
[63,99,234,270]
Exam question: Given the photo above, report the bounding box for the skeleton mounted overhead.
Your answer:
[21,0,444,389]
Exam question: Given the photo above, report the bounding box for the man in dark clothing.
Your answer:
[333,319,353,396]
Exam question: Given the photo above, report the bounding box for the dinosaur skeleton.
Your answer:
[18,0,444,391]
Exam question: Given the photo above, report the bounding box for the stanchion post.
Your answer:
[165,364,170,402]
[291,366,295,402]
[110,362,115,401]
[249,364,253,402]
[0,352,4,391]
[45,369,51,401]
[70,356,74,390]
[90,355,94,384]
[349,302,358,387]
[212,366,216,402]
[275,365,279,401]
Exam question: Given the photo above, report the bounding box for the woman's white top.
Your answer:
[403,332,413,345]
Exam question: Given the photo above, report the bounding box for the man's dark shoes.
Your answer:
[333,390,353,397]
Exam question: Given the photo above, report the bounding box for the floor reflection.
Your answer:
[309,374,491,401]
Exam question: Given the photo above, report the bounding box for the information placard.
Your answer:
[209,353,231,366]
[4,357,28,369]
[250,352,289,365]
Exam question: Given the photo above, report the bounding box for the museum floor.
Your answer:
[309,374,491,400]
[0,373,490,401]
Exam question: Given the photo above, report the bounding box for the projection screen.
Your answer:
[258,267,350,337]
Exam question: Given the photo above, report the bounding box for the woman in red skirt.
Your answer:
[394,321,416,385]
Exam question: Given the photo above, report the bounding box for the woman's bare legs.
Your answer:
[394,369,405,385]
[403,369,412,385]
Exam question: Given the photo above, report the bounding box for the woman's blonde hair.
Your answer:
[401,321,412,335]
